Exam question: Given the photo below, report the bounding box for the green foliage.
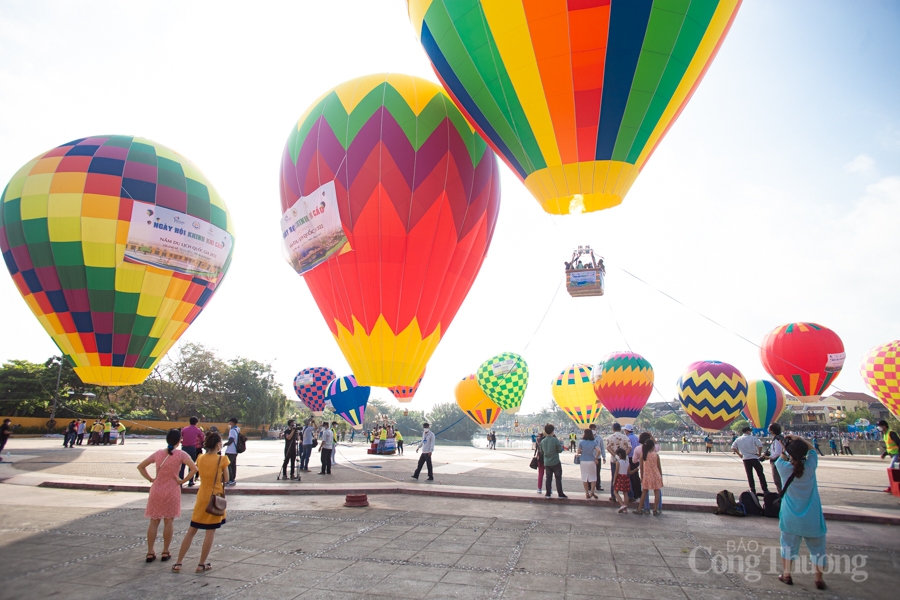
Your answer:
[837,408,875,428]
[730,418,751,432]
[777,408,795,426]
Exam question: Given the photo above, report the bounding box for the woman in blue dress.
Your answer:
[775,434,827,590]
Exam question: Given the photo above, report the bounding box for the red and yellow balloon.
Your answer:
[455,374,501,429]
[760,322,845,403]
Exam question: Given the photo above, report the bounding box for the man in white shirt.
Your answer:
[767,423,785,494]
[224,417,240,485]
[300,419,315,472]
[317,423,334,475]
[732,426,769,494]
[411,422,435,481]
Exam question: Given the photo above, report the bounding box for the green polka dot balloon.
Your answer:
[476,352,529,414]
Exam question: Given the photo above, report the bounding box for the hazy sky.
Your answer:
[1,1,898,414]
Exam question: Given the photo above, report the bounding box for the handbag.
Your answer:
[574,455,581,465]
[205,456,227,516]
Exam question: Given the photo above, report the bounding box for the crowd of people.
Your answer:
[62,418,127,447]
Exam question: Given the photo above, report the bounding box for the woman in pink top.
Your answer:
[634,434,664,515]
[137,429,198,562]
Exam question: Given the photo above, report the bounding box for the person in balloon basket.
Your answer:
[878,419,900,492]
[223,418,239,485]
[300,419,316,472]
[540,424,567,498]
[606,423,632,503]
[411,422,435,481]
[317,422,334,474]
[732,426,770,495]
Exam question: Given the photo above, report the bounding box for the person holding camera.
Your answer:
[281,419,300,480]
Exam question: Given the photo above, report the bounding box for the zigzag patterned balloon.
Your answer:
[677,360,747,432]
[326,375,370,430]
[552,364,599,426]
[280,74,500,389]
[592,351,654,426]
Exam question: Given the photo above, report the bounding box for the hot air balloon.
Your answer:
[552,364,600,426]
[293,367,336,415]
[860,341,900,420]
[0,136,234,386]
[592,351,653,426]
[279,74,500,389]
[455,374,501,428]
[408,0,741,215]
[325,375,370,430]
[677,361,747,432]
[476,352,529,414]
[760,323,845,403]
[389,369,425,403]
[743,380,786,431]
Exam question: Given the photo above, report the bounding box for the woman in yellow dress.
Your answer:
[172,431,230,573]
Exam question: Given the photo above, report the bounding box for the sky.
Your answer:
[0,1,898,415]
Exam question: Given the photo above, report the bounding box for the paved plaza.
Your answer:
[0,437,897,599]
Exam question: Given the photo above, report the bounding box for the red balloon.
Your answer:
[760,323,845,401]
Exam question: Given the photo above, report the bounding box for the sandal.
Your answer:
[160,551,171,562]
[146,553,156,563]
[632,509,644,515]
[591,493,598,499]
[196,563,212,573]
[586,493,591,499]
[778,574,793,585]
[652,510,660,516]
[815,580,826,590]
[171,563,182,573]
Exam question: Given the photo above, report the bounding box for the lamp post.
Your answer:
[48,356,63,423]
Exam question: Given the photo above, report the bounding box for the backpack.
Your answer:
[762,491,780,518]
[715,490,745,517]
[236,431,248,454]
[740,491,764,516]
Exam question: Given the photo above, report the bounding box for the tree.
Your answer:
[777,408,795,426]
[730,418,750,432]
[425,401,481,441]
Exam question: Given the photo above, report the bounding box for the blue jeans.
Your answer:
[299,444,313,470]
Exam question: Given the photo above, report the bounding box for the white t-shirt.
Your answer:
[732,434,762,460]
[617,459,629,477]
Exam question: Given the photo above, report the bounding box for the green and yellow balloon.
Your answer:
[476,352,528,414]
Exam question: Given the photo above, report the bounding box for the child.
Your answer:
[612,448,631,513]
[635,436,664,515]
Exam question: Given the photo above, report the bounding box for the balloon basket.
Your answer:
[344,494,369,508]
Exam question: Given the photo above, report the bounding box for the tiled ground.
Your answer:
[0,488,894,599]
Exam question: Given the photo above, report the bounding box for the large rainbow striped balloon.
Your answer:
[677,361,747,432]
[552,364,599,426]
[860,341,900,420]
[408,0,741,215]
[592,351,654,426]
[280,74,500,389]
[0,136,234,386]
[743,380,785,431]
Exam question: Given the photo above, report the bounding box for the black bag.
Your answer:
[529,456,539,469]
[740,490,764,516]
[762,491,780,518]
[236,432,248,454]
[715,490,745,517]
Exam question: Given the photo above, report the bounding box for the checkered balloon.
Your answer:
[861,341,900,420]
[293,367,336,415]
[476,352,529,414]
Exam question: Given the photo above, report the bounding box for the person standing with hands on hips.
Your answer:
[411,422,435,481]
[732,426,770,494]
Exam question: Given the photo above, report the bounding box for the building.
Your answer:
[786,391,878,425]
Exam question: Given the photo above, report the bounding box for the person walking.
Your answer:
[180,417,204,486]
[775,434,827,590]
[612,449,631,513]
[411,422,435,481]
[531,432,537,450]
[300,419,315,472]
[137,429,198,564]
[576,429,600,499]
[568,431,577,452]
[812,436,823,456]
[395,430,404,455]
[704,435,713,453]
[0,419,12,460]
[680,435,690,453]
[117,422,126,445]
[732,426,770,494]
[624,424,641,500]
[841,435,853,456]
[317,422,334,474]
[281,419,299,480]
[589,423,605,492]
[172,432,229,573]
[63,420,76,448]
[767,423,785,495]
[634,435,664,515]
[76,420,86,445]
[606,423,632,503]
[540,424,567,499]
[223,418,239,485]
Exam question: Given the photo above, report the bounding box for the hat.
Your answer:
[623,424,634,431]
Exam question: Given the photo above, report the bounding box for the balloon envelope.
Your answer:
[592,351,653,425]
[743,380,786,431]
[279,73,500,388]
[552,364,599,426]
[325,375,370,430]
[677,360,747,432]
[408,0,741,215]
[476,352,529,414]
[760,322,845,402]
[389,369,425,403]
[293,367,336,415]
[860,341,900,420]
[455,374,501,429]
[0,136,234,386]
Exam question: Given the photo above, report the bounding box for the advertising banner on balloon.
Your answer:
[281,180,347,275]
[124,203,233,283]
[825,353,846,373]
[568,271,597,288]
